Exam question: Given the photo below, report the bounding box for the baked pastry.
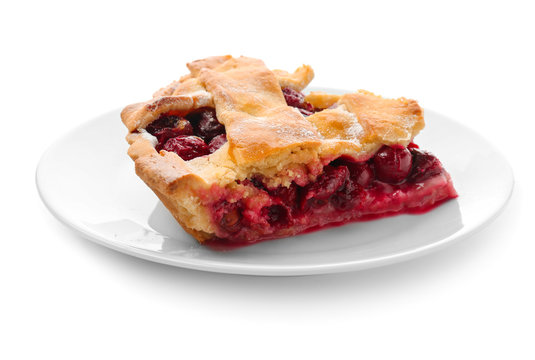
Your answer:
[121,56,457,249]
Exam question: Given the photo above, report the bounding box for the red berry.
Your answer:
[282,87,305,107]
[282,87,315,116]
[213,201,242,233]
[330,180,359,211]
[373,145,412,184]
[208,134,227,153]
[153,120,194,149]
[346,162,374,188]
[196,108,225,141]
[262,205,290,226]
[408,148,443,182]
[267,183,299,211]
[162,135,209,160]
[146,115,182,135]
[304,165,349,201]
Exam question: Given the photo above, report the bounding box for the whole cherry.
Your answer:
[162,135,209,160]
[408,148,443,182]
[372,145,412,184]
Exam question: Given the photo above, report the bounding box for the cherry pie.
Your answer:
[121,56,457,249]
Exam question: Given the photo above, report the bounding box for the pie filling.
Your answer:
[144,107,227,159]
[143,88,457,249]
[201,146,457,250]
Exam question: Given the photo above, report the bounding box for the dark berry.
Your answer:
[304,165,349,201]
[306,198,327,210]
[373,145,412,184]
[262,205,290,226]
[346,162,374,188]
[267,183,299,209]
[282,87,315,116]
[213,201,242,233]
[208,134,227,153]
[196,109,225,141]
[330,181,359,211]
[146,115,182,135]
[162,135,209,160]
[153,119,194,149]
[408,148,443,182]
[249,177,266,191]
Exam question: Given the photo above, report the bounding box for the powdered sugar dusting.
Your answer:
[230,112,320,144]
[344,111,364,140]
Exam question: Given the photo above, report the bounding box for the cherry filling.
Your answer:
[145,108,227,159]
[195,109,226,141]
[372,145,412,183]
[162,136,209,160]
[408,148,444,182]
[204,145,458,250]
[282,87,316,116]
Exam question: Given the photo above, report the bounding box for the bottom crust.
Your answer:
[151,188,213,243]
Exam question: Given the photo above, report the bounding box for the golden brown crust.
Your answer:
[151,188,213,242]
[152,60,314,103]
[198,57,322,166]
[304,91,341,109]
[187,55,233,77]
[272,65,314,91]
[338,90,424,147]
[121,92,212,132]
[120,56,426,242]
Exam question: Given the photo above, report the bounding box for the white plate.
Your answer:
[36,90,513,276]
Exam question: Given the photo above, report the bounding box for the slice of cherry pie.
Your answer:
[121,55,457,249]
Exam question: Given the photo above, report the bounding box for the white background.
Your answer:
[1,0,533,359]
